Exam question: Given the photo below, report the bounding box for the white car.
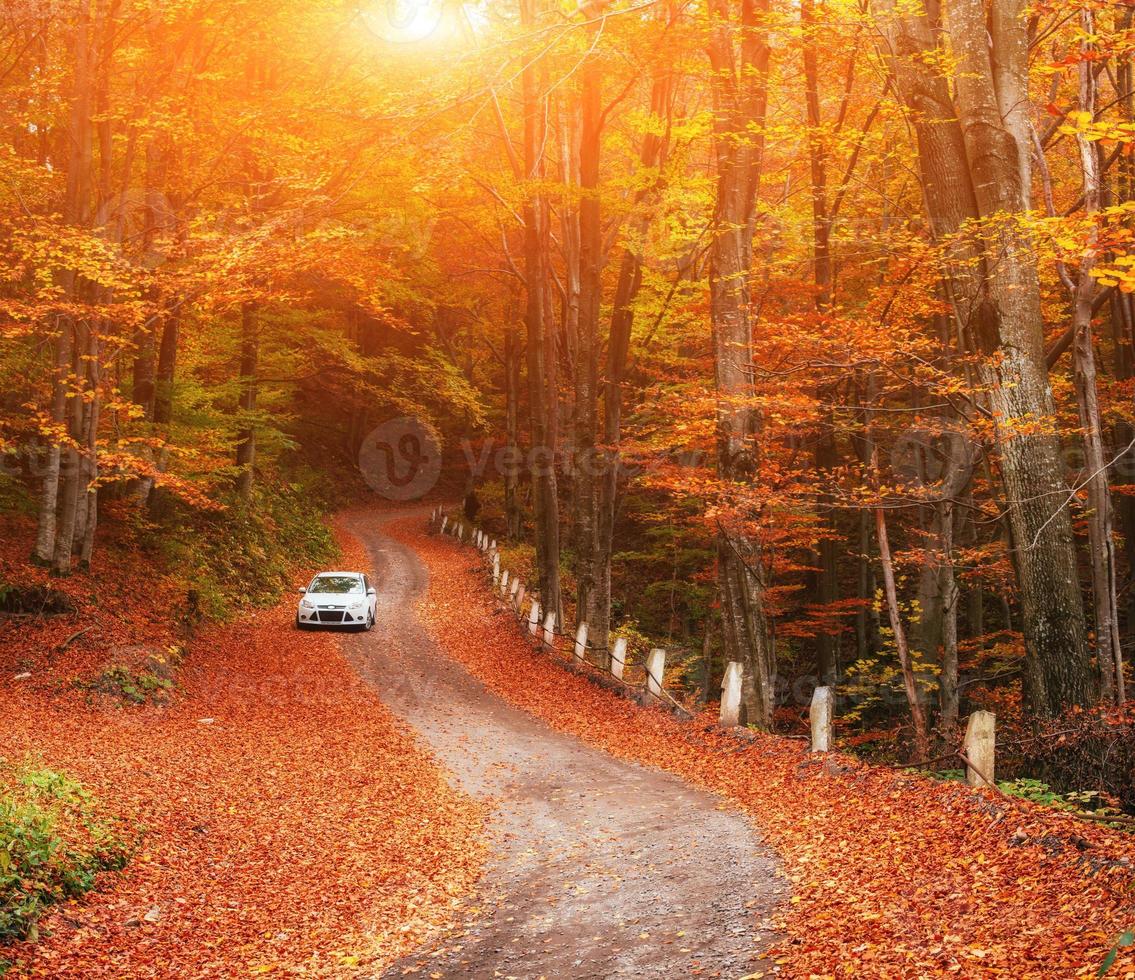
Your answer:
[296,571,376,631]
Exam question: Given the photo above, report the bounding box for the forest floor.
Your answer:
[3,506,1135,978]
[385,510,1135,979]
[0,520,485,978]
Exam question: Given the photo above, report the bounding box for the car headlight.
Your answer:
[348,600,365,610]
[300,599,314,609]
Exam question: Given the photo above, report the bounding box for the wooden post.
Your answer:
[440,516,448,534]
[610,637,627,680]
[492,554,501,586]
[514,581,525,613]
[542,610,556,647]
[645,648,666,702]
[490,539,497,552]
[963,710,996,788]
[574,622,588,663]
[720,661,743,727]
[500,568,510,596]
[528,599,541,636]
[810,686,833,752]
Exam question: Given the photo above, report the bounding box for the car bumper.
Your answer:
[297,609,369,627]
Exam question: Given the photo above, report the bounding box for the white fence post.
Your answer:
[528,600,541,636]
[542,610,556,648]
[574,622,588,663]
[645,648,666,702]
[720,661,743,727]
[500,569,510,596]
[963,710,996,788]
[492,553,501,585]
[490,539,497,552]
[610,637,627,680]
[440,516,448,534]
[514,581,525,613]
[810,686,833,752]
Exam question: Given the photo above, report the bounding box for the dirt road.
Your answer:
[340,511,783,979]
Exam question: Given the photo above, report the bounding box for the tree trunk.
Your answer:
[801,0,840,682]
[875,501,931,762]
[36,3,93,565]
[914,432,973,740]
[53,319,85,576]
[593,67,673,654]
[504,323,522,539]
[706,0,776,728]
[34,319,70,564]
[1069,8,1124,703]
[520,0,562,621]
[574,16,603,635]
[80,327,101,568]
[875,0,1093,717]
[235,300,258,502]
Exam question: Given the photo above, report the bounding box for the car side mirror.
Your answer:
[297,587,306,594]
[367,588,377,597]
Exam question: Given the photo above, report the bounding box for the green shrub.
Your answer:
[0,763,133,945]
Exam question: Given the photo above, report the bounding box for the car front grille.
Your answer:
[317,610,345,623]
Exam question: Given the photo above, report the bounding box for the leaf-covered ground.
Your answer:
[1,522,485,978]
[393,516,1135,979]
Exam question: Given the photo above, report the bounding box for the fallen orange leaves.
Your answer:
[1,522,485,978]
[396,516,1135,979]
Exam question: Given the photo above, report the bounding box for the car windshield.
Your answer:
[309,575,363,594]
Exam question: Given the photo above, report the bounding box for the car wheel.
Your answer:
[365,611,375,632]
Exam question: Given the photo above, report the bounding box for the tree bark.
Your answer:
[504,321,523,539]
[914,431,973,740]
[235,300,258,502]
[593,67,673,654]
[574,16,603,634]
[706,0,776,728]
[520,0,562,621]
[36,3,93,566]
[873,452,931,761]
[79,326,101,568]
[875,0,1094,717]
[1069,9,1124,703]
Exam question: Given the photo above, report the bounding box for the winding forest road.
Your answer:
[339,510,783,979]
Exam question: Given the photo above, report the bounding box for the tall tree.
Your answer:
[520,0,563,621]
[705,0,776,727]
[874,0,1094,717]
